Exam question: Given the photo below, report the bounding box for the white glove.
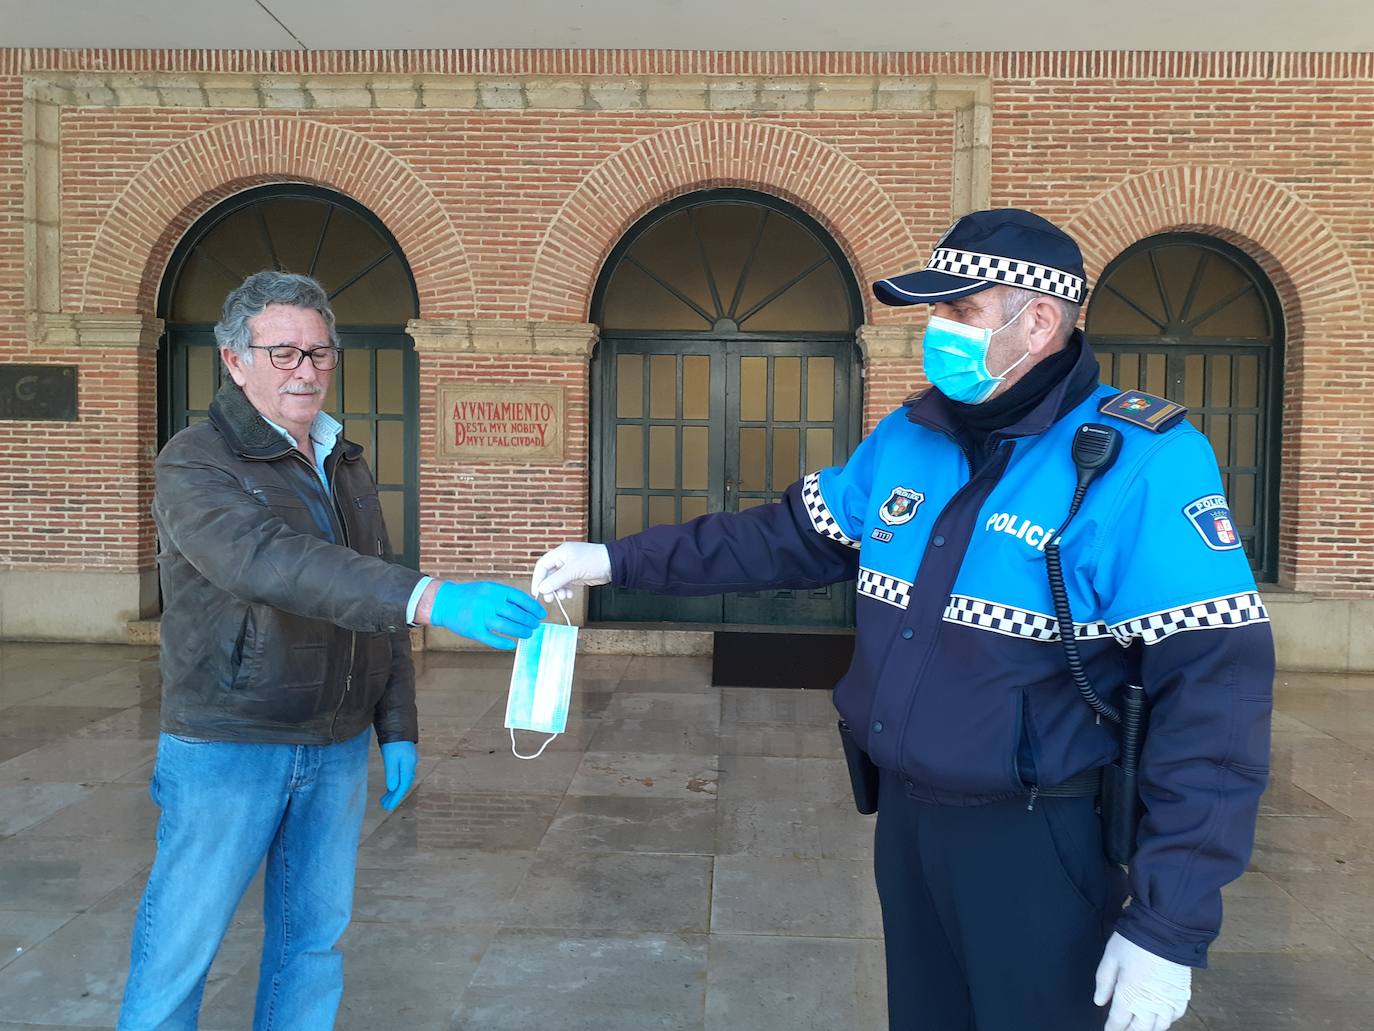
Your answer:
[1095,932,1192,1031]
[531,542,612,601]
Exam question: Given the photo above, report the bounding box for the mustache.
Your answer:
[279,384,324,396]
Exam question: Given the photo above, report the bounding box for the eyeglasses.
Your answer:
[248,345,341,371]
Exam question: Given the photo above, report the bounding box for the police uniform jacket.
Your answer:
[608,335,1274,967]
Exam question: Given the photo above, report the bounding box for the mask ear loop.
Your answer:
[510,593,574,760]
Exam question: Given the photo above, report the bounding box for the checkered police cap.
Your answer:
[873,209,1088,306]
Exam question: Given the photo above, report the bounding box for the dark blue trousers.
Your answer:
[873,769,1127,1031]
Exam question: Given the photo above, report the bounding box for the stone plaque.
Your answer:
[438,384,565,462]
[0,365,78,421]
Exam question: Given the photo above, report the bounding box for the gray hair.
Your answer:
[214,270,338,361]
[998,286,1081,343]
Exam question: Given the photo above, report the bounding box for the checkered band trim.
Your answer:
[1110,592,1270,646]
[942,595,1116,643]
[858,568,912,609]
[802,472,859,549]
[927,247,1085,303]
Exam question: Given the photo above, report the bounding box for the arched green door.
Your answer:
[157,185,421,568]
[1087,233,1284,581]
[590,190,863,627]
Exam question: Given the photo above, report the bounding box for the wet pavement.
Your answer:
[1,642,1371,1029]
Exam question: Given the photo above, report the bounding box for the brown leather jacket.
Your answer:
[153,379,423,745]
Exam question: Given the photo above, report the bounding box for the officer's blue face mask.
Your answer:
[922,296,1036,404]
[505,597,578,760]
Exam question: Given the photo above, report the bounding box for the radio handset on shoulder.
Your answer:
[1045,422,1146,866]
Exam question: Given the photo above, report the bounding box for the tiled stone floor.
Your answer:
[1,642,1371,1029]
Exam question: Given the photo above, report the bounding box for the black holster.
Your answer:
[1101,684,1147,865]
[837,719,880,815]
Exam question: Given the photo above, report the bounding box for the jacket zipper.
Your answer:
[319,452,356,744]
[890,436,1013,786]
[241,442,358,743]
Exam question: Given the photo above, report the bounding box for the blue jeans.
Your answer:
[117,728,371,1031]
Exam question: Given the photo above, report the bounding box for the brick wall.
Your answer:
[1,48,1371,599]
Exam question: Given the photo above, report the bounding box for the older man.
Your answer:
[534,210,1273,1031]
[117,271,544,1031]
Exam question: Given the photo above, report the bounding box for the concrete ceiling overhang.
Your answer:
[3,0,1372,52]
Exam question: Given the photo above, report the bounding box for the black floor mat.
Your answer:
[710,630,855,689]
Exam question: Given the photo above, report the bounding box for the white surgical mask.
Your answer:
[505,595,578,759]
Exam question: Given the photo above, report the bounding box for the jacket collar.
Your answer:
[208,379,362,463]
[905,330,1101,440]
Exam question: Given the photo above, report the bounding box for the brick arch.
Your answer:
[80,116,474,318]
[1066,165,1366,338]
[525,120,917,324]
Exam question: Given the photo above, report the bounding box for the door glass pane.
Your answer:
[1209,355,1232,408]
[744,262,851,333]
[342,349,371,413]
[805,428,833,474]
[377,421,403,485]
[615,426,644,488]
[620,212,715,322]
[649,355,676,419]
[807,357,835,421]
[1193,289,1267,338]
[735,216,828,322]
[740,358,766,421]
[648,495,677,528]
[376,350,404,414]
[616,496,643,538]
[329,256,414,325]
[1183,354,1204,409]
[1209,414,1231,466]
[1155,246,1201,321]
[649,426,676,489]
[1115,352,1140,390]
[187,346,214,410]
[772,428,800,489]
[682,356,710,420]
[1145,354,1167,396]
[695,204,763,314]
[739,427,766,491]
[617,355,643,418]
[682,426,709,490]
[1090,252,1167,330]
[1236,355,1260,408]
[773,357,801,421]
[681,496,709,522]
[1087,291,1162,336]
[1232,475,1256,528]
[738,497,764,511]
[1235,414,1258,467]
[170,252,245,322]
[380,492,404,552]
[345,420,372,466]
[601,260,708,331]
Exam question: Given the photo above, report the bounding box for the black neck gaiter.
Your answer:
[948,335,1084,459]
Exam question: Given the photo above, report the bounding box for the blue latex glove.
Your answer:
[430,581,545,650]
[379,741,418,811]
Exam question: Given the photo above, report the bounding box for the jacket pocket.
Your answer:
[230,607,260,689]
[247,485,309,511]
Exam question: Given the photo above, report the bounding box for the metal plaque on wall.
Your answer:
[0,365,78,421]
[437,384,565,463]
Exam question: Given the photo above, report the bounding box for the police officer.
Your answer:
[533,209,1273,1031]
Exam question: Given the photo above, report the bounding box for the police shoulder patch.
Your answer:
[878,487,925,526]
[1183,494,1243,551]
[1098,390,1188,432]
